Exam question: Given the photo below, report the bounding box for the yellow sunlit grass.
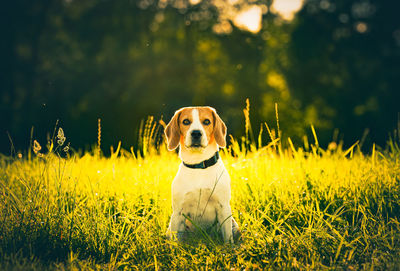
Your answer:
[1,120,400,269]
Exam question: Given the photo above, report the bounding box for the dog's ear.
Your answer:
[164,110,182,151]
[211,108,227,148]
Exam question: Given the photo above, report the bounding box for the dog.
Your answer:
[164,106,239,243]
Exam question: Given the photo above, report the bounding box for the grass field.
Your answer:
[1,122,400,270]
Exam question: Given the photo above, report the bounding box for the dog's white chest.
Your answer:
[180,187,219,227]
[172,161,230,227]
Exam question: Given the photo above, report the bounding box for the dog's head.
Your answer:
[164,106,227,151]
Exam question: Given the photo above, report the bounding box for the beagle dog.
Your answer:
[164,106,238,243]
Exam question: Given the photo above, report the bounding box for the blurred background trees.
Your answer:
[1,0,399,154]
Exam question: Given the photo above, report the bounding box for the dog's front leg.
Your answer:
[167,211,185,241]
[217,206,233,243]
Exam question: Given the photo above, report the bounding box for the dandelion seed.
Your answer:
[328,142,337,151]
[33,140,42,154]
[57,137,65,146]
[57,128,64,139]
[57,128,66,146]
[63,142,70,152]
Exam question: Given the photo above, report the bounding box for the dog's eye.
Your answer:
[182,119,191,125]
[203,119,211,125]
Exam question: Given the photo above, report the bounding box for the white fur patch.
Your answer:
[184,109,208,148]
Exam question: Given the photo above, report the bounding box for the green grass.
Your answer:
[1,130,400,270]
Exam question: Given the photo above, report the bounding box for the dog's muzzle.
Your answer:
[190,130,203,147]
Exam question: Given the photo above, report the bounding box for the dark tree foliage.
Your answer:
[286,0,400,146]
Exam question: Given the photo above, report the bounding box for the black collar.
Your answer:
[183,152,220,169]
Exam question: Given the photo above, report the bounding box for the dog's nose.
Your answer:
[191,130,202,139]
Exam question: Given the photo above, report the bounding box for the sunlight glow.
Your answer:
[233,5,262,33]
[355,22,368,33]
[189,0,201,5]
[213,20,233,34]
[271,0,304,20]
[205,0,304,34]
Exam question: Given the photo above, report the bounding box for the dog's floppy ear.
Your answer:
[164,110,182,151]
[211,108,227,148]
